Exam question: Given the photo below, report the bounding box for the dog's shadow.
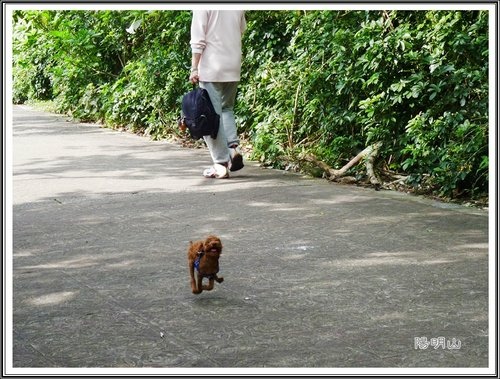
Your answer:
[190,294,254,310]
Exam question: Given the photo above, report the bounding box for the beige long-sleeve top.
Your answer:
[190,10,246,82]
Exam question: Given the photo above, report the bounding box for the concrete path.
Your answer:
[9,105,492,374]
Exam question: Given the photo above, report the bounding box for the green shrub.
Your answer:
[12,9,489,200]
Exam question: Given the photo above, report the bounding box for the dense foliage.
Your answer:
[12,9,489,201]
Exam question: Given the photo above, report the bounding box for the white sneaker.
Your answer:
[203,163,229,179]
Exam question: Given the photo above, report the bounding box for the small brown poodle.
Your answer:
[187,235,224,294]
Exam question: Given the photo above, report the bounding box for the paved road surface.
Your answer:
[9,105,492,374]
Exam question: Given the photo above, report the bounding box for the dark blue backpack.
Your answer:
[181,87,220,140]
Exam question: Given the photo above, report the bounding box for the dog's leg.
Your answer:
[189,261,201,294]
[214,274,224,284]
[203,275,224,290]
[203,278,215,291]
[196,273,204,294]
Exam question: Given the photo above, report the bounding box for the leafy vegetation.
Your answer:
[12,9,489,202]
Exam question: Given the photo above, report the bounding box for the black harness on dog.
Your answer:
[194,251,219,279]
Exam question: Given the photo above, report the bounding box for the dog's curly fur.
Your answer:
[187,235,224,294]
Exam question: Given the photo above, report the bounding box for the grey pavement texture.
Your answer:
[10,105,491,373]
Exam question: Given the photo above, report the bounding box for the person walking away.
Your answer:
[189,10,246,179]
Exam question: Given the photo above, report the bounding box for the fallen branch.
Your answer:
[302,142,383,184]
[365,142,382,186]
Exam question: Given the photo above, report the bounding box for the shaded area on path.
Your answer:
[10,105,490,371]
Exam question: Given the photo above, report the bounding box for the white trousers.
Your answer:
[200,81,240,164]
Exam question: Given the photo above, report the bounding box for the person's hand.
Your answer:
[189,69,199,84]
